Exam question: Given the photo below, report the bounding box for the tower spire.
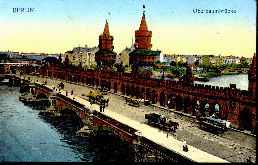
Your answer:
[139,5,148,31]
[103,20,110,36]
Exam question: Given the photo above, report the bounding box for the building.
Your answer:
[95,20,117,67]
[117,45,135,66]
[129,11,161,69]
[64,46,98,68]
[163,54,177,63]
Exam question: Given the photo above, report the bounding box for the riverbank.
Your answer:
[197,71,247,78]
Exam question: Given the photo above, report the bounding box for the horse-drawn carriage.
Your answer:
[196,115,231,133]
[85,91,109,105]
[145,113,179,132]
[57,82,64,89]
[125,97,140,107]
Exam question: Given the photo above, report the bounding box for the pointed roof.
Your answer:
[139,12,148,31]
[103,20,110,36]
[251,53,256,69]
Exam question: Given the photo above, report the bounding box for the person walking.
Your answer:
[99,104,103,112]
[183,140,188,152]
[167,100,170,109]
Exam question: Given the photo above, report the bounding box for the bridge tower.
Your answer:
[181,65,194,85]
[129,6,161,77]
[248,53,256,98]
[95,20,117,67]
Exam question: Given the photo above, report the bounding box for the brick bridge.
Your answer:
[34,65,256,132]
[12,76,228,163]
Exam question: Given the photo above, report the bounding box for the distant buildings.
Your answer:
[162,54,249,67]
[64,46,98,68]
[116,45,135,66]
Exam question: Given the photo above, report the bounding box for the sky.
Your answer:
[0,0,256,57]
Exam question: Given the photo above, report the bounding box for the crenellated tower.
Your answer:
[129,9,160,70]
[134,12,152,50]
[248,53,256,98]
[95,20,116,67]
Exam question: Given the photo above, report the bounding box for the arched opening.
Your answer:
[131,86,135,97]
[204,103,210,117]
[135,86,140,98]
[183,96,191,113]
[126,85,131,96]
[146,88,151,101]
[159,92,166,106]
[35,93,51,108]
[114,82,118,93]
[121,83,125,95]
[141,88,145,100]
[239,107,253,131]
[195,100,202,116]
[167,94,176,109]
[175,94,183,111]
[151,90,158,104]
[93,127,135,163]
[107,81,111,91]
[95,79,99,87]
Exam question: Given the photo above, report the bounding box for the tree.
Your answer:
[170,61,177,67]
[194,60,200,66]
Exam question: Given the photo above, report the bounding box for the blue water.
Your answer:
[0,86,133,162]
[0,86,94,162]
[194,74,248,90]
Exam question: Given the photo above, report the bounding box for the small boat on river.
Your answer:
[194,76,209,82]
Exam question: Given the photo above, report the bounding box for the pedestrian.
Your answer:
[167,100,170,109]
[102,102,106,112]
[99,104,102,112]
[66,91,68,96]
[71,90,74,95]
[106,98,109,106]
[183,140,188,152]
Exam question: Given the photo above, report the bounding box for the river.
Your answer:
[0,86,133,162]
[194,74,248,90]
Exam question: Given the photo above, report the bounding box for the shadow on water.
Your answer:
[37,108,134,163]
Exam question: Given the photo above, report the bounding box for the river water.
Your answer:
[0,86,133,162]
[194,74,248,90]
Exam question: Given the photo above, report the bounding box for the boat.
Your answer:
[194,76,209,82]
[0,79,9,85]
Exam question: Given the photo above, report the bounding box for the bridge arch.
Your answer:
[35,92,51,108]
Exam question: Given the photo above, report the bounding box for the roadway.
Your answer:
[18,74,256,163]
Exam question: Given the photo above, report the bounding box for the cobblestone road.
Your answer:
[21,74,256,163]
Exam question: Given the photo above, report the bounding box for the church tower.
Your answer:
[129,8,160,70]
[95,20,116,67]
[248,53,256,98]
